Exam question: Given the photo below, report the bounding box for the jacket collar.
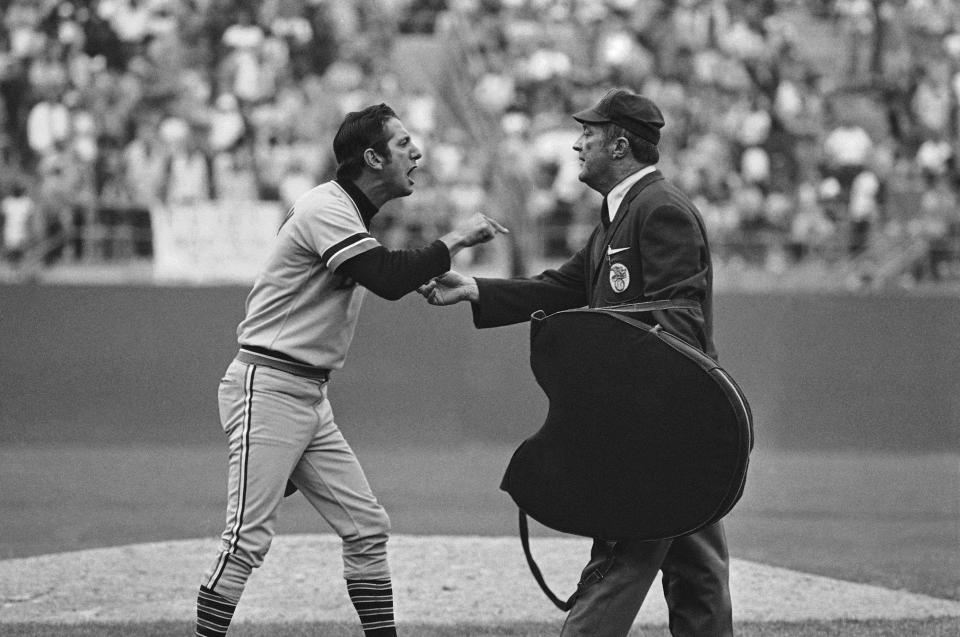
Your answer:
[601,168,663,229]
[336,178,379,228]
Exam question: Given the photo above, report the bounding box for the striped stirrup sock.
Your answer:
[346,578,397,636]
[196,585,237,636]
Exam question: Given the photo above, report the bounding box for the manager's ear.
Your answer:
[363,148,384,170]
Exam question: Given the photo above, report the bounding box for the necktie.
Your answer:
[600,198,610,228]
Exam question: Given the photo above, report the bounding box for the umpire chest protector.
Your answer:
[500,303,753,542]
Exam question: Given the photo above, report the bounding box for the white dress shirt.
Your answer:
[605,165,657,222]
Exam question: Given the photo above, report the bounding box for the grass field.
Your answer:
[1,443,957,635]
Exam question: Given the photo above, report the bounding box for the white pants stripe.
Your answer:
[205,364,255,591]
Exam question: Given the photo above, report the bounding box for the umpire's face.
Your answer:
[573,122,615,193]
[378,117,422,199]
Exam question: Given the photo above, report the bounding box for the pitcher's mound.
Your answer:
[2,534,959,625]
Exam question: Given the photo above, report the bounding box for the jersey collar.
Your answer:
[336,178,379,228]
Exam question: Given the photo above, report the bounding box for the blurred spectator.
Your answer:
[35,141,87,262]
[740,146,771,191]
[5,2,44,60]
[404,89,437,137]
[95,138,136,259]
[848,169,881,254]
[123,121,165,210]
[212,144,259,201]
[913,173,960,280]
[788,181,836,261]
[822,118,873,195]
[912,66,951,136]
[158,117,209,205]
[915,137,953,181]
[208,93,245,153]
[69,99,98,165]
[220,9,266,103]
[1,182,36,265]
[26,94,70,156]
[474,64,515,114]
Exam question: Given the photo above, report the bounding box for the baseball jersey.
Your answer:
[236,180,380,370]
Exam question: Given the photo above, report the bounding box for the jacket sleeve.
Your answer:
[637,203,712,354]
[471,246,589,328]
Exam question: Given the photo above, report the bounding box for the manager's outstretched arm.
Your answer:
[339,213,506,301]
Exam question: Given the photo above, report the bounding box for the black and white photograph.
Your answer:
[0,1,957,635]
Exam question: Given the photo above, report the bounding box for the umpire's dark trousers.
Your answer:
[560,521,732,636]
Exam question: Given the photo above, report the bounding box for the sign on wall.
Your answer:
[150,200,284,283]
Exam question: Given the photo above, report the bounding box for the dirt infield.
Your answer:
[3,445,958,603]
[2,535,959,627]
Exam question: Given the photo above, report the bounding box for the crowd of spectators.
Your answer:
[1,0,960,289]
[432,0,960,287]
[0,0,449,271]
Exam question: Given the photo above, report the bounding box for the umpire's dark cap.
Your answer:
[573,89,664,146]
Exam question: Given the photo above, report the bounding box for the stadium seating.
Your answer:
[0,0,958,290]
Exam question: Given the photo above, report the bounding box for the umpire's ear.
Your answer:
[611,136,630,159]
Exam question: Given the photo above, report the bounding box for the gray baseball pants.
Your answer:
[200,359,391,601]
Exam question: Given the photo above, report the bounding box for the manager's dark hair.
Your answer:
[333,103,398,182]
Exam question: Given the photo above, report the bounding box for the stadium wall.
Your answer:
[1,284,957,451]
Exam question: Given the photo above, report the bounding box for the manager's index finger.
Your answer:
[483,214,510,234]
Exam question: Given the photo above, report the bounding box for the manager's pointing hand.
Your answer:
[438,212,509,257]
[481,214,510,236]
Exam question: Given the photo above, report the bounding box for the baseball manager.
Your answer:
[194,102,507,637]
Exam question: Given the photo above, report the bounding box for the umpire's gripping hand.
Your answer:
[418,271,479,305]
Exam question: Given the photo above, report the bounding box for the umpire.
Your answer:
[421,88,732,636]
[195,103,507,637]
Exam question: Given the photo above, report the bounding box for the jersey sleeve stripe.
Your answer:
[326,236,380,272]
[320,233,373,265]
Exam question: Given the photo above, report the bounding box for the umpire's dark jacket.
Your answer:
[471,169,716,359]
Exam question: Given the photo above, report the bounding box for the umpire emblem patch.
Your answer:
[609,263,630,293]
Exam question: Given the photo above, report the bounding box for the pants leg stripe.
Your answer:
[207,363,256,590]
